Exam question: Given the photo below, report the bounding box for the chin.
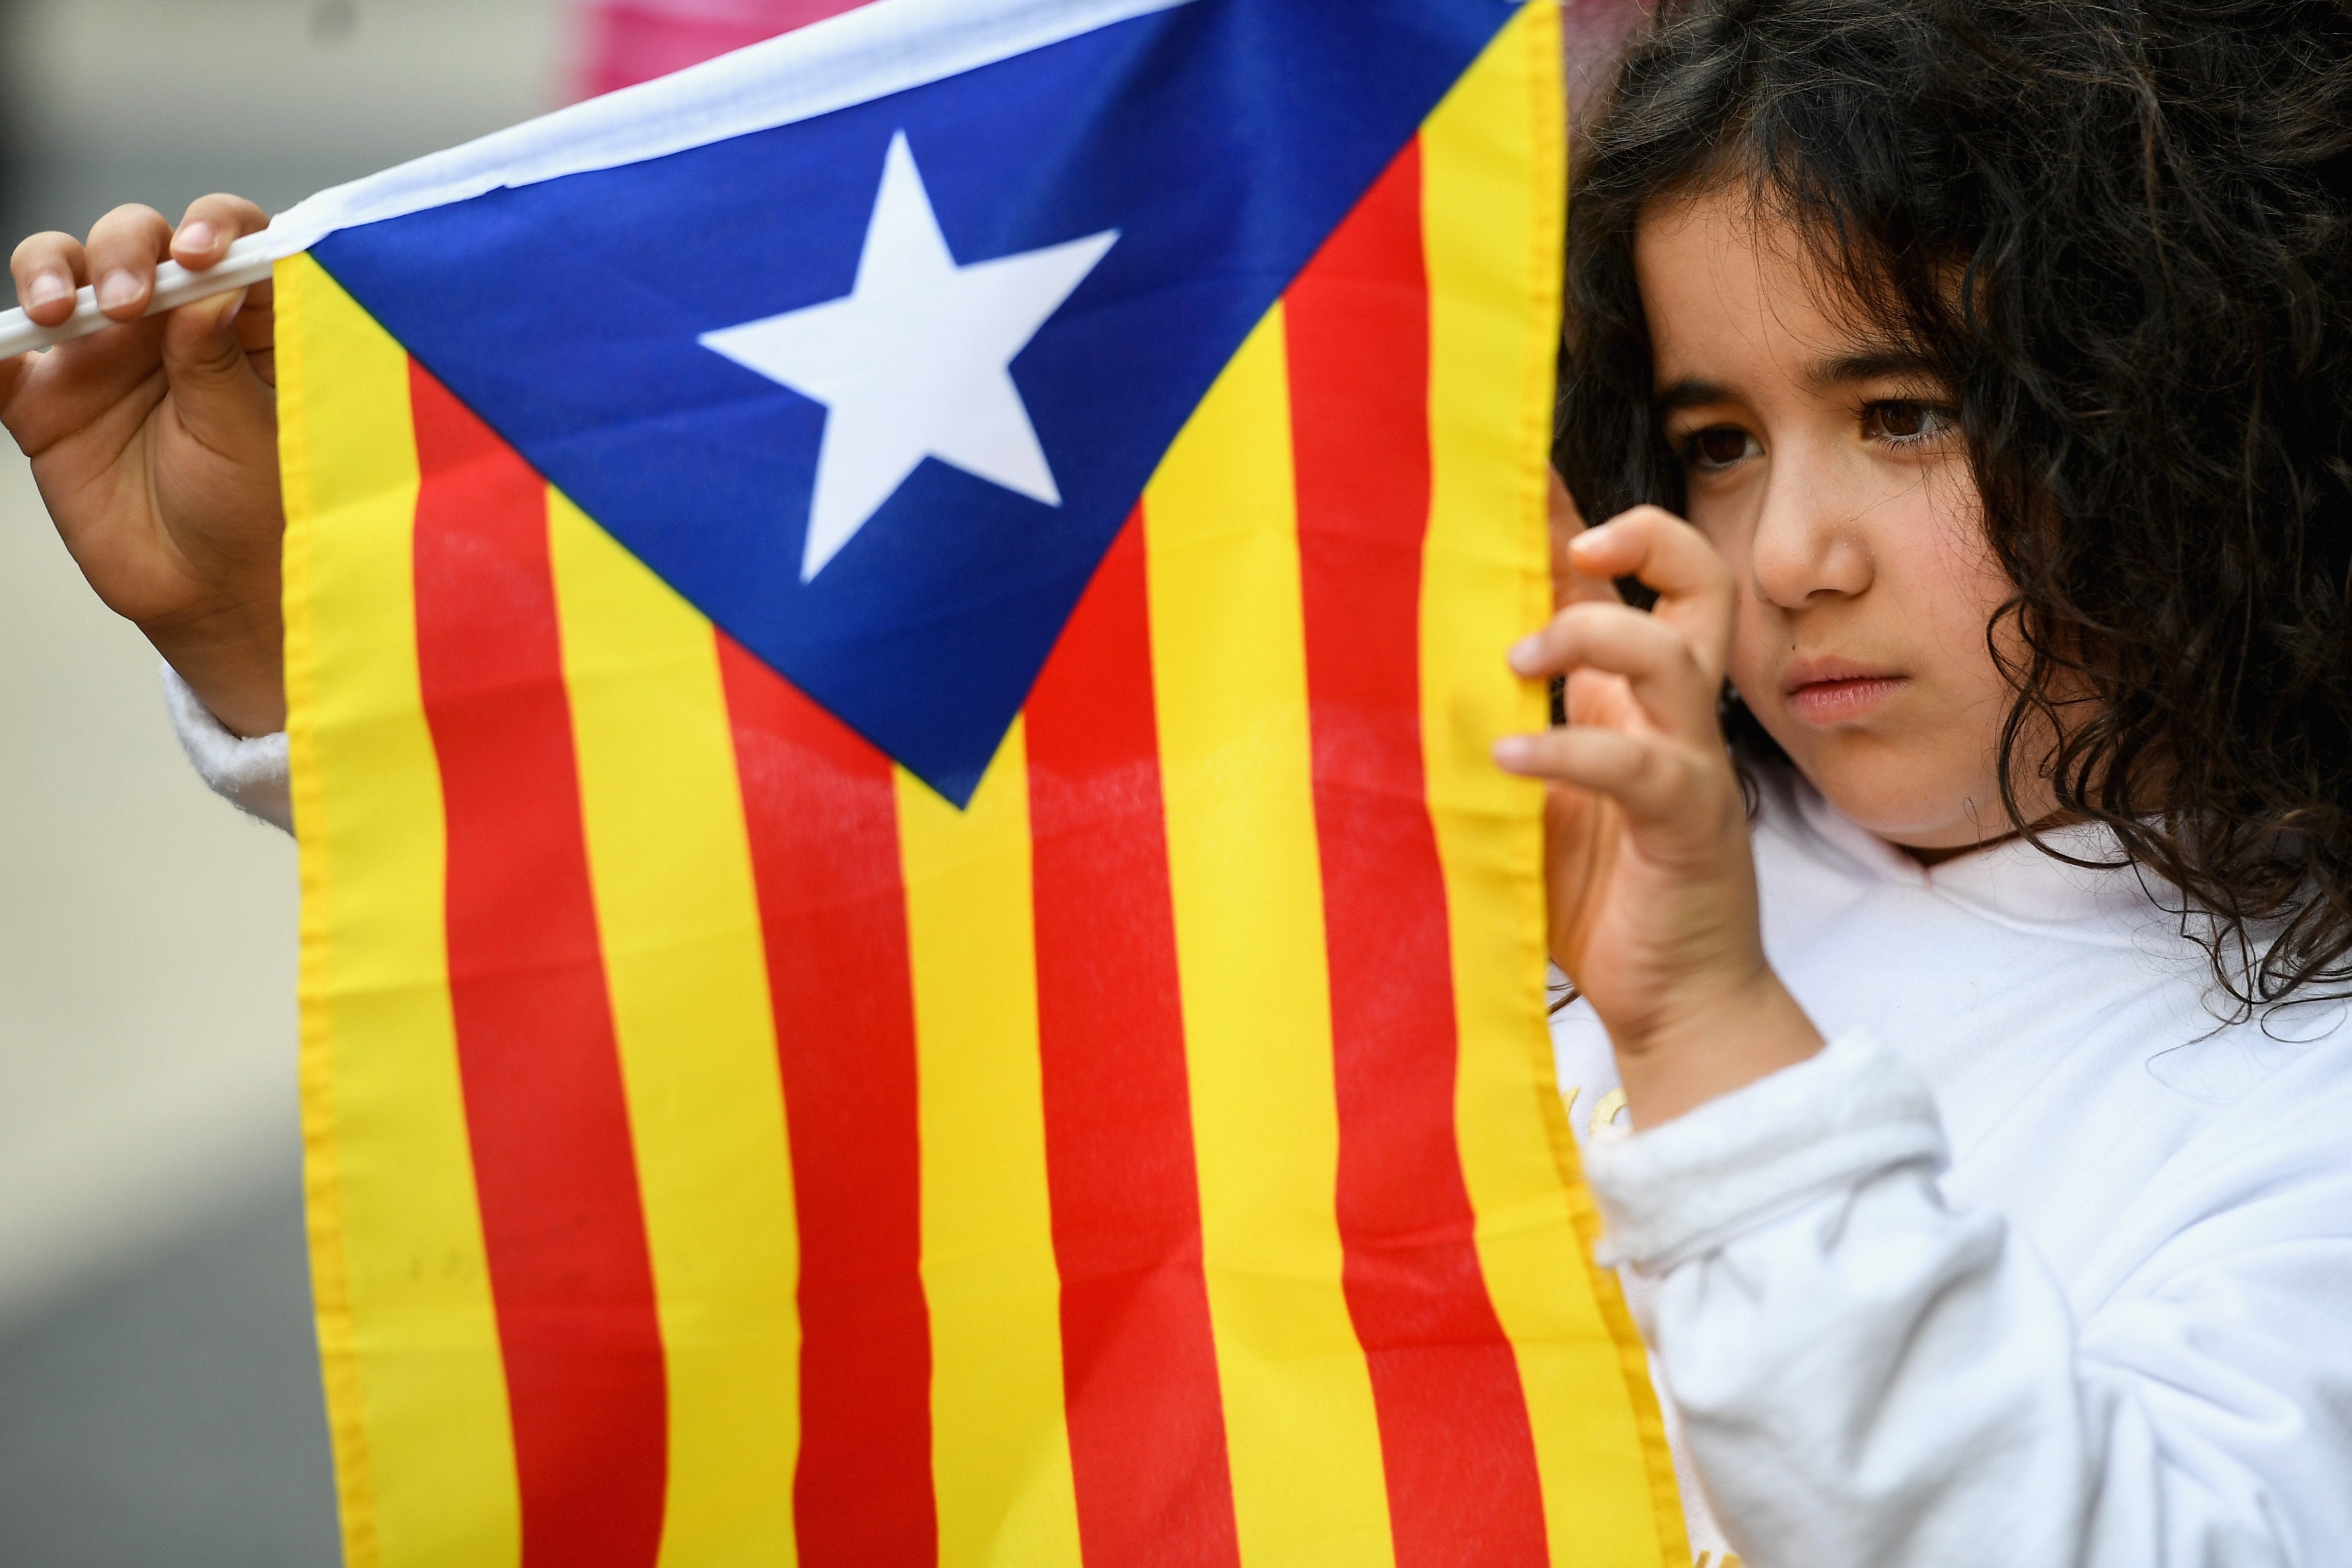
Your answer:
[1832,793,2005,851]
[1786,741,2011,850]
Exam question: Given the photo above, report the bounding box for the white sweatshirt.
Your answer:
[1554,764,2352,1567]
[163,664,293,832]
[170,679,2352,1566]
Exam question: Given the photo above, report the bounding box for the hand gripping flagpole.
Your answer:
[0,231,279,360]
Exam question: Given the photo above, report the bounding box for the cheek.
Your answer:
[1684,500,1776,697]
[1680,477,1748,557]
[1908,479,2012,700]
[1872,475,2024,805]
[1721,585,1780,704]
[1720,582,1812,767]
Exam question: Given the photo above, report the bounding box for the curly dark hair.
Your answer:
[1555,0,2352,1015]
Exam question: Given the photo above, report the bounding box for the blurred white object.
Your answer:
[162,664,292,833]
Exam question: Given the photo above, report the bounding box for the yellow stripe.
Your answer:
[278,253,522,1568]
[895,731,1084,1567]
[1420,9,1688,1565]
[1144,309,1397,1567]
[547,494,801,1567]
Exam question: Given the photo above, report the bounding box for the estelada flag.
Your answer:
[260,0,1687,1563]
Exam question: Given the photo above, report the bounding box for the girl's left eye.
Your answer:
[1682,426,1761,471]
[1863,399,1956,446]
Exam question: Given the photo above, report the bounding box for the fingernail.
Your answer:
[96,270,141,310]
[1508,634,1541,671]
[1569,523,1614,553]
[1492,735,1534,769]
[177,221,216,256]
[24,273,69,308]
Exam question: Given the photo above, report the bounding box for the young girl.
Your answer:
[7,0,2348,1562]
[1498,0,2352,1559]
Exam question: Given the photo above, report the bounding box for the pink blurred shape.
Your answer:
[578,0,874,96]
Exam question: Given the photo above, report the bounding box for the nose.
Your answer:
[1746,440,1873,609]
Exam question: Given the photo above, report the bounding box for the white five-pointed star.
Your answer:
[700,132,1119,581]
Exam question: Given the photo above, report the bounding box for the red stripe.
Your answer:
[1286,143,1550,1565]
[1027,516,1243,1567]
[717,639,937,1567]
[407,365,669,1567]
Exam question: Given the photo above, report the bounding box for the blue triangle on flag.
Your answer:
[314,0,1519,805]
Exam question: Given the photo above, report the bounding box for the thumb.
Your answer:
[158,289,273,446]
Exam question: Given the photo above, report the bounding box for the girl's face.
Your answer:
[1634,188,2048,852]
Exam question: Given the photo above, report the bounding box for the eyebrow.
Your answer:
[1651,351,1950,419]
[1653,378,1735,419]
[1807,347,1946,392]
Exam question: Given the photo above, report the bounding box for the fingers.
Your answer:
[232,275,277,389]
[155,286,275,418]
[1509,600,1720,744]
[10,195,269,334]
[12,232,90,327]
[1501,504,1733,817]
[2,221,158,444]
[1,192,275,470]
[149,198,274,403]
[1564,505,1736,684]
[48,197,264,329]
[1495,725,1724,829]
[84,205,176,322]
[170,194,270,271]
[38,197,264,330]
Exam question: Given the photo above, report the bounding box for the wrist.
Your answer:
[142,590,285,738]
[1611,968,1824,1129]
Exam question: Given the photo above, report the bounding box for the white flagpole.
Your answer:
[0,231,277,360]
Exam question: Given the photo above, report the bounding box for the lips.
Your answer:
[1781,657,1906,726]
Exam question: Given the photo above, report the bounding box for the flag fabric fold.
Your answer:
[275,1,1688,1562]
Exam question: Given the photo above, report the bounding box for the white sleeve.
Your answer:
[1584,1031,2352,1568]
[162,661,293,833]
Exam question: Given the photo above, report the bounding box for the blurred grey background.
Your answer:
[0,1,558,1561]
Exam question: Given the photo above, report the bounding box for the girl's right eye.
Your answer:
[1682,426,1760,472]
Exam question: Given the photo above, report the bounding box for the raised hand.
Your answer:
[1497,477,1821,1126]
[2,194,285,737]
